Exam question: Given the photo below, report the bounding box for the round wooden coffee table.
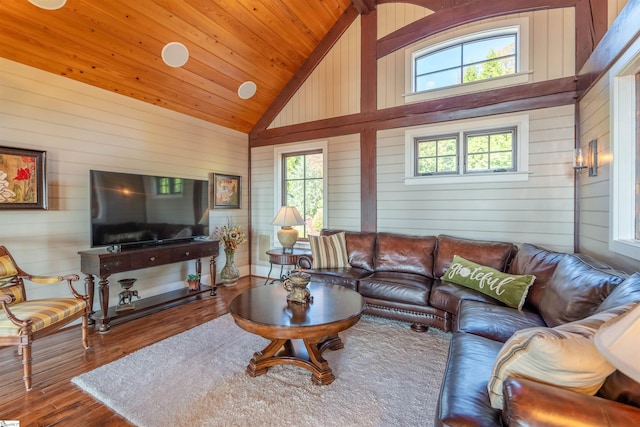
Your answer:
[229,283,365,385]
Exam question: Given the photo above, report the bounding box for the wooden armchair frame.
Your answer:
[0,246,89,391]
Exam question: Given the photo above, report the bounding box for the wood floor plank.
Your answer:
[0,277,262,426]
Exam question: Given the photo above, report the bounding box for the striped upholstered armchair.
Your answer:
[0,245,89,391]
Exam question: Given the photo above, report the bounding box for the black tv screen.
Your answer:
[90,170,209,248]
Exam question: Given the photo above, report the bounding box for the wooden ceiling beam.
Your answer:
[250,76,576,146]
[377,0,577,59]
[351,0,376,15]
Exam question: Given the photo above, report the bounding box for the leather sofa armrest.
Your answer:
[298,254,312,269]
[502,377,640,426]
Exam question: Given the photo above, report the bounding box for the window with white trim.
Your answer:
[404,18,530,105]
[610,38,640,260]
[405,114,529,185]
[274,142,328,240]
[414,32,517,92]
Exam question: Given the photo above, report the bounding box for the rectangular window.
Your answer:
[465,128,516,173]
[282,150,323,238]
[415,134,458,175]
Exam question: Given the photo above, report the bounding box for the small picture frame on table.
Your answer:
[210,173,241,209]
[0,146,47,210]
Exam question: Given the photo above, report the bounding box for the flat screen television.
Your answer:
[90,170,209,249]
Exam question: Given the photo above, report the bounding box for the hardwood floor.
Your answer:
[0,277,263,426]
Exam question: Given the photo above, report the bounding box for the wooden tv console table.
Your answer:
[78,240,219,333]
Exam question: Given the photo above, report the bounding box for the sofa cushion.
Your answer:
[374,233,436,278]
[309,232,349,269]
[442,255,535,310]
[321,230,376,271]
[457,300,546,342]
[434,235,516,278]
[358,271,432,306]
[539,255,626,327]
[436,332,504,426]
[508,243,565,311]
[596,272,640,314]
[487,303,633,409]
[598,370,640,409]
[429,280,501,315]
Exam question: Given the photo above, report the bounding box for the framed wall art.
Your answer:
[210,173,241,209]
[0,146,47,210]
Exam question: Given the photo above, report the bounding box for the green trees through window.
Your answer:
[283,151,323,237]
[415,33,517,92]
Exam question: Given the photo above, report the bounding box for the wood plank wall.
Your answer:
[0,58,248,304]
[251,3,578,255]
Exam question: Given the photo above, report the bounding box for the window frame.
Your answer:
[405,114,529,186]
[414,133,459,176]
[610,36,640,260]
[404,18,530,105]
[413,32,518,93]
[274,141,328,241]
[463,127,517,174]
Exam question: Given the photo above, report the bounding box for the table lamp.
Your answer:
[594,302,640,383]
[271,206,304,253]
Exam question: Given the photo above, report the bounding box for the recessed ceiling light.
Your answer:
[28,0,66,10]
[161,42,189,68]
[238,81,257,99]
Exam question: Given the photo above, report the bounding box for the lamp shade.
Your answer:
[594,302,640,383]
[271,206,304,227]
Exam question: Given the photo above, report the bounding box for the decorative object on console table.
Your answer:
[221,248,240,286]
[186,274,200,291]
[271,206,304,253]
[214,218,246,286]
[0,146,47,210]
[116,278,139,312]
[210,173,241,209]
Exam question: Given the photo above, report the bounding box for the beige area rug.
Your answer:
[72,314,450,427]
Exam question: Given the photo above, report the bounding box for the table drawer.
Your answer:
[99,256,130,274]
[130,251,171,270]
[170,246,204,262]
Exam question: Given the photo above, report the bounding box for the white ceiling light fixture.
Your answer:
[238,81,257,99]
[161,42,189,68]
[28,0,66,10]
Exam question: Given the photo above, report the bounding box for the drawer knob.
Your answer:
[149,256,156,261]
[185,251,190,256]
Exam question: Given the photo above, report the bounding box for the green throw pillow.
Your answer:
[443,255,536,310]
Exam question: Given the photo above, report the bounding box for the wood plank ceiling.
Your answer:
[0,0,354,133]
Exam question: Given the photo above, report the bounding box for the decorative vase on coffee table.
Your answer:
[221,248,240,286]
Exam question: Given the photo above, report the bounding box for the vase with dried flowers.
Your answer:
[214,219,247,286]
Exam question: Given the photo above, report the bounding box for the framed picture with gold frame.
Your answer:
[210,173,241,209]
[0,146,47,210]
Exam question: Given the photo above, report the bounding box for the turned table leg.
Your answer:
[97,275,111,333]
[84,274,96,326]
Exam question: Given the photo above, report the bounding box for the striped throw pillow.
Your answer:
[309,232,349,269]
[488,302,635,409]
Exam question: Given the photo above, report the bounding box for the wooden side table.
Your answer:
[264,248,311,285]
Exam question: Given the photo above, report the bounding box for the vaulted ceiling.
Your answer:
[0,0,356,133]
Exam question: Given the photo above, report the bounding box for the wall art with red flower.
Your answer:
[0,146,47,209]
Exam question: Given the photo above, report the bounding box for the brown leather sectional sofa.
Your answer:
[298,230,640,426]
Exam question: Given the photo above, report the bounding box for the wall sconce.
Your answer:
[573,139,598,176]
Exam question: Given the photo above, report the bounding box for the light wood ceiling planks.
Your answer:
[0,0,353,133]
